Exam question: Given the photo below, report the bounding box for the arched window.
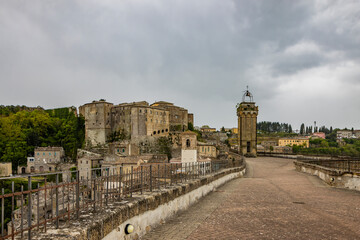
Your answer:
[153,131,156,135]
[186,139,191,147]
[30,166,35,173]
[158,130,160,134]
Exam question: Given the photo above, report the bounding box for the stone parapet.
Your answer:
[33,164,246,240]
[294,160,360,192]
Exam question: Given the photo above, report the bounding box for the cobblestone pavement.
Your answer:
[141,157,360,240]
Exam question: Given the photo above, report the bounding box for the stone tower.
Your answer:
[237,88,258,157]
[180,131,197,162]
[79,100,113,146]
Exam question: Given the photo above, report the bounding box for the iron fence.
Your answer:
[0,160,242,239]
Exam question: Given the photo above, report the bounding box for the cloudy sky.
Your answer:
[1,0,360,130]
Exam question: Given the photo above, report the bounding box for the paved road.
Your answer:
[141,157,360,240]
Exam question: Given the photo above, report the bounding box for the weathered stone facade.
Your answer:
[79,101,113,146]
[237,91,258,157]
[34,146,65,163]
[109,141,139,156]
[188,113,194,126]
[181,131,197,162]
[0,162,12,177]
[19,147,65,174]
[79,100,191,146]
[197,143,218,158]
[77,156,103,180]
[151,101,189,132]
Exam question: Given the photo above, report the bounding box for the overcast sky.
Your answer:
[1,0,360,130]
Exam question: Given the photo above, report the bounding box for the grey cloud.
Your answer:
[0,0,360,129]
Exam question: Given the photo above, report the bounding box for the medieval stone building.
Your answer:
[79,100,193,146]
[237,89,258,157]
[150,101,189,131]
[19,147,65,174]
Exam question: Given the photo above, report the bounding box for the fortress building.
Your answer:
[236,88,259,157]
[79,100,193,146]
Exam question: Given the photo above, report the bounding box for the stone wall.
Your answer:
[258,153,356,161]
[33,164,246,240]
[0,162,12,177]
[294,160,360,192]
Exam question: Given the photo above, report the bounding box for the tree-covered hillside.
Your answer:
[0,106,85,171]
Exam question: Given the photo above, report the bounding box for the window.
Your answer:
[122,148,125,152]
[117,149,119,153]
[37,153,39,156]
[162,129,164,133]
[186,139,190,147]
[153,131,156,135]
[54,152,56,156]
[49,153,51,156]
[158,130,160,134]
[43,153,45,156]
[49,167,52,171]
[139,109,142,113]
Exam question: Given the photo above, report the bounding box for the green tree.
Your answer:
[157,137,172,160]
[188,122,194,131]
[300,123,305,135]
[0,107,85,170]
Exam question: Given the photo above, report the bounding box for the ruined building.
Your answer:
[237,89,258,157]
[79,100,193,146]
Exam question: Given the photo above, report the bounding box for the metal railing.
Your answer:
[0,160,242,239]
[301,159,360,174]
